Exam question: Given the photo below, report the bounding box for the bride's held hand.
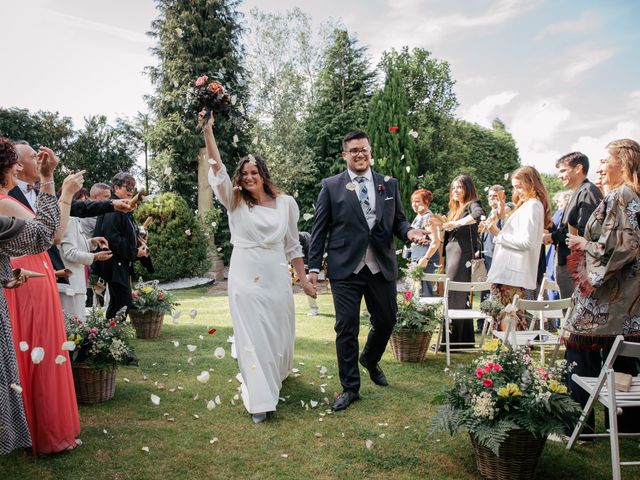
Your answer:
[301,280,317,299]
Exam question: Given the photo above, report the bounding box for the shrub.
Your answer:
[133,192,211,282]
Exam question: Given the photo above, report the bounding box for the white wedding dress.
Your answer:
[208,164,302,413]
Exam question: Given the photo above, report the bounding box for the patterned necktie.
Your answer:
[353,176,371,214]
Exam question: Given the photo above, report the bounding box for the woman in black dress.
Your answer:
[440,175,484,348]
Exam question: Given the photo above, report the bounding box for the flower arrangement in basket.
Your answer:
[390,290,442,362]
[130,280,178,339]
[64,307,135,368]
[65,308,136,403]
[430,342,581,475]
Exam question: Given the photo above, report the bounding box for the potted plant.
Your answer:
[129,280,177,339]
[390,290,442,362]
[65,307,136,403]
[430,342,581,480]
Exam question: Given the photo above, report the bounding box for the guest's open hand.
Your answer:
[94,250,113,261]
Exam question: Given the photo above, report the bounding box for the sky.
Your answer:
[1,0,639,175]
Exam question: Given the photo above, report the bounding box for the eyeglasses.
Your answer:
[346,148,371,156]
[120,185,135,193]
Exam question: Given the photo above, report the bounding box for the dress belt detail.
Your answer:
[233,240,283,250]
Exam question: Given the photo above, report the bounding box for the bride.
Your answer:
[201,112,316,423]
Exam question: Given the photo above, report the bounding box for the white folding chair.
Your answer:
[493,295,571,364]
[533,277,564,331]
[441,279,492,366]
[567,336,640,480]
[418,272,447,306]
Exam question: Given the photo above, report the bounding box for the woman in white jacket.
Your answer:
[57,217,112,319]
[485,166,552,329]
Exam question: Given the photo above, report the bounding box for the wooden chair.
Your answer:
[567,336,640,480]
[440,279,492,366]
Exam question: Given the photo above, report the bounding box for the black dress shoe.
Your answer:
[332,391,359,411]
[359,356,389,386]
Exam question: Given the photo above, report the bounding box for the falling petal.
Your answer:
[365,439,374,450]
[197,371,210,384]
[231,95,237,105]
[187,345,197,352]
[185,229,192,236]
[409,129,419,138]
[252,137,258,145]
[31,347,44,364]
[103,429,108,434]
[208,158,217,165]
[370,157,375,165]
[207,400,216,411]
[55,355,66,365]
[189,309,197,319]
[384,176,391,182]
[465,261,472,268]
[208,328,217,335]
[405,166,411,173]
[302,213,314,221]
[504,172,509,180]
[10,383,22,394]
[193,414,200,419]
[19,341,29,352]
[61,341,75,351]
[395,249,403,255]
[123,378,130,383]
[150,394,161,406]
[214,347,226,359]
[235,373,244,383]
[401,154,405,160]
[164,166,172,176]
[232,134,239,144]
[198,335,204,340]
[480,215,486,221]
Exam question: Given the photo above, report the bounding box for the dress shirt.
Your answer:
[16,179,37,213]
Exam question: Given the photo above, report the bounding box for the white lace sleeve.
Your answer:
[283,196,303,262]
[207,163,234,211]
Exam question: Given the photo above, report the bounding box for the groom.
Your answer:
[308,131,426,411]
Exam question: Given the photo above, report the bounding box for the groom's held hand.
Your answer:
[308,272,318,289]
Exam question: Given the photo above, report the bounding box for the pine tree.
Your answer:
[367,65,417,216]
[146,0,249,208]
[305,29,374,184]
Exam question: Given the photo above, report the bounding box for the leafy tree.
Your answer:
[305,29,374,185]
[0,107,74,158]
[64,115,138,189]
[245,8,320,230]
[134,192,210,282]
[541,173,565,208]
[146,0,249,209]
[367,65,417,215]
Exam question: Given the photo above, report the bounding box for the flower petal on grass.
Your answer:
[214,347,226,359]
[141,446,150,453]
[187,344,197,352]
[197,371,210,384]
[365,439,374,450]
[319,366,328,375]
[172,341,180,347]
[208,328,217,335]
[207,400,216,411]
[189,309,198,319]
[310,400,318,408]
[31,347,44,364]
[215,395,221,405]
[150,394,161,406]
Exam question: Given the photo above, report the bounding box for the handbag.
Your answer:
[468,225,487,282]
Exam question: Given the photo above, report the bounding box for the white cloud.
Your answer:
[561,47,617,81]
[510,98,572,173]
[534,11,600,40]
[462,91,518,127]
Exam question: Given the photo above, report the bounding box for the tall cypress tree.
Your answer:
[367,65,417,216]
[146,0,249,208]
[305,29,374,184]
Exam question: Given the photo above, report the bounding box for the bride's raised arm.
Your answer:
[202,112,234,210]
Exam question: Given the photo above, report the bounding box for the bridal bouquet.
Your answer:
[194,75,237,127]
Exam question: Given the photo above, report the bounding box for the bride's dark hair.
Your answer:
[231,154,281,209]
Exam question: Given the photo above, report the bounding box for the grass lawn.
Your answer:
[1,287,637,479]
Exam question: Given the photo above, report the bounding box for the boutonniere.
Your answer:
[345,182,356,191]
[377,184,385,194]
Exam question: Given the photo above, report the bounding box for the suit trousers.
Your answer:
[329,266,397,393]
[106,281,133,320]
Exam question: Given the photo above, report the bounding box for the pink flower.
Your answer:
[132,291,139,299]
[403,291,413,302]
[90,327,99,335]
[109,321,116,328]
[158,292,164,301]
[195,75,208,87]
[492,363,502,372]
[476,368,484,378]
[483,365,492,374]
[483,378,493,388]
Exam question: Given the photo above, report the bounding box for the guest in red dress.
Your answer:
[0,142,85,454]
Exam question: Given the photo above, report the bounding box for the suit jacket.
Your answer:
[93,209,138,286]
[550,179,602,266]
[9,186,115,284]
[308,170,411,282]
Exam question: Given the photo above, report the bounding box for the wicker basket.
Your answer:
[470,429,546,480]
[129,310,165,339]
[389,328,432,362]
[72,363,117,404]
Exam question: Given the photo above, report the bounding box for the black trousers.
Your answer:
[330,267,397,393]
[106,281,133,320]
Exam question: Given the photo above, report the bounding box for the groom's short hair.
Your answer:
[342,131,370,150]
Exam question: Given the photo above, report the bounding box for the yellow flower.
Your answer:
[497,383,522,397]
[549,380,568,394]
[67,335,74,341]
[141,286,154,294]
[74,336,83,345]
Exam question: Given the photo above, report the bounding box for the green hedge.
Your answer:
[133,192,211,282]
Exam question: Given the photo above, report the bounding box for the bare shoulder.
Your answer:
[0,197,33,220]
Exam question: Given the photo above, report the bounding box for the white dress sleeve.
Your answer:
[496,201,544,251]
[207,164,235,211]
[283,196,303,262]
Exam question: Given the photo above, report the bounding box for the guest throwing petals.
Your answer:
[202,112,315,424]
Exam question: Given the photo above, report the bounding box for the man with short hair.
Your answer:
[542,152,603,298]
[307,131,426,412]
[79,183,112,239]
